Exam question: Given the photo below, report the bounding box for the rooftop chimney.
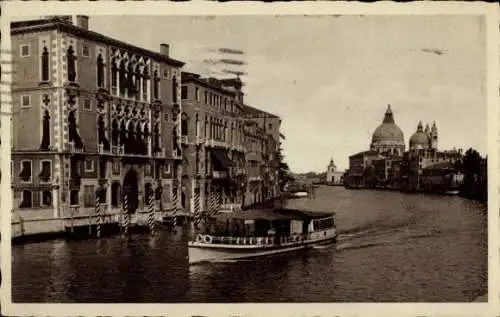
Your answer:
[160,44,170,57]
[74,15,89,30]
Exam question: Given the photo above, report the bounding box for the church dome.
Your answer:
[371,105,404,144]
[409,121,430,150]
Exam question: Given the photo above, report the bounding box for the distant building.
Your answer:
[346,105,463,192]
[325,158,343,185]
[346,150,381,188]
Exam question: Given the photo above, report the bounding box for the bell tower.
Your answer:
[430,121,438,150]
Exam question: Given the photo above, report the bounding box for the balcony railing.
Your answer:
[111,145,124,155]
[154,148,166,158]
[172,149,182,160]
[219,203,242,212]
[212,171,228,179]
[205,138,230,149]
[69,142,84,153]
[97,144,111,155]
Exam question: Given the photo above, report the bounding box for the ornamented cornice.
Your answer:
[11,20,185,68]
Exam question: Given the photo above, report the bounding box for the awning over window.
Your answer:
[211,149,235,169]
[39,162,51,181]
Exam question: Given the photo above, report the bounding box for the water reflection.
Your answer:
[12,187,486,302]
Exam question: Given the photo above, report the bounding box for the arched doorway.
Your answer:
[123,168,139,213]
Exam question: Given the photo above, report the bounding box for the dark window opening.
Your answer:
[70,158,81,178]
[97,54,104,88]
[98,188,107,204]
[40,110,51,150]
[181,113,188,136]
[70,190,79,205]
[111,119,119,146]
[153,70,159,100]
[20,190,32,208]
[142,67,149,100]
[127,63,135,97]
[19,161,32,182]
[172,76,178,103]
[41,46,49,81]
[67,46,76,82]
[41,190,52,207]
[97,116,110,150]
[111,182,121,207]
[119,120,127,147]
[39,161,51,182]
[119,61,126,95]
[99,159,106,179]
[68,110,83,148]
[153,123,160,153]
[111,60,117,88]
[181,86,188,100]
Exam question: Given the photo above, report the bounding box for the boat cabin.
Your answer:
[196,208,335,240]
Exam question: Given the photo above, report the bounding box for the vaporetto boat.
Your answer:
[188,208,337,264]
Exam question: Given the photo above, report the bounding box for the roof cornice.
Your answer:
[11,20,185,68]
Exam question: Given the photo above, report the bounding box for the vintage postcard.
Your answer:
[0,1,498,316]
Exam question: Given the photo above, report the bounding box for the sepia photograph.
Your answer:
[0,2,498,316]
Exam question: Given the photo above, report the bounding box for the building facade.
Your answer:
[325,158,343,185]
[181,72,247,215]
[11,16,185,225]
[10,15,283,232]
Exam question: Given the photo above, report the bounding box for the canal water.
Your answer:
[12,186,487,302]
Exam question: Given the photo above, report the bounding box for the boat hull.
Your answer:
[188,231,337,264]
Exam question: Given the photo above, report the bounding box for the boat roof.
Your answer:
[213,208,334,221]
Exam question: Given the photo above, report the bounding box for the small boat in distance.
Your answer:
[188,208,337,264]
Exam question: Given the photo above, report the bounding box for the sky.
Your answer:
[87,15,486,173]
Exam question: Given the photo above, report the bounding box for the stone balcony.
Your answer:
[205,138,230,149]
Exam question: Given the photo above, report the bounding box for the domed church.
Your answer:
[370,105,405,157]
[409,121,438,151]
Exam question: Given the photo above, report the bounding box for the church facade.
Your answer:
[346,105,463,191]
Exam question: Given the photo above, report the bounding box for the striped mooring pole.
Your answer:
[95,189,102,238]
[148,189,155,233]
[123,187,129,235]
[172,187,179,229]
[214,190,222,214]
[208,189,215,217]
[193,190,201,226]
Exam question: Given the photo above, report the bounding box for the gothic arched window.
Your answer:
[181,113,188,136]
[153,70,159,100]
[127,63,135,97]
[153,123,160,153]
[195,114,199,137]
[135,65,141,99]
[111,59,117,88]
[67,46,76,82]
[40,110,50,150]
[41,47,49,82]
[172,76,178,103]
[143,67,149,100]
[119,60,126,95]
[97,54,105,88]
[119,120,127,147]
[111,119,119,146]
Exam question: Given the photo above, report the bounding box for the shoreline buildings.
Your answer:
[10,16,281,235]
[345,105,464,192]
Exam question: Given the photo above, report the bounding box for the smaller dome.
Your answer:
[410,121,430,149]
